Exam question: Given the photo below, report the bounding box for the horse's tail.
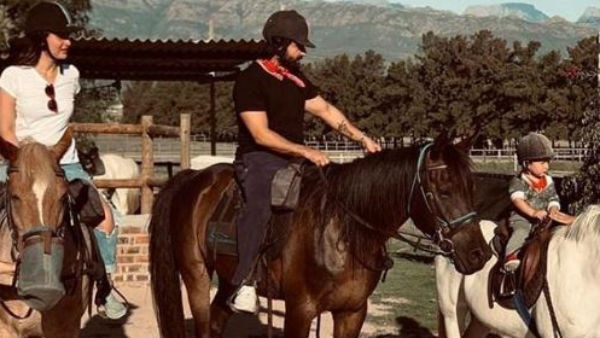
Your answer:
[149,169,199,338]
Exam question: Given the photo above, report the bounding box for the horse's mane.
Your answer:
[12,141,57,184]
[301,143,473,269]
[564,204,600,243]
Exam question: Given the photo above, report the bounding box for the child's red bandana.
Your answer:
[524,174,547,191]
[257,59,306,88]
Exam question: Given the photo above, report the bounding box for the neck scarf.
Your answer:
[257,59,306,88]
[524,173,548,191]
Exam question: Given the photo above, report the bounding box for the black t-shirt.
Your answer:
[233,61,319,155]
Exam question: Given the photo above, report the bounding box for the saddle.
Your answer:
[206,161,312,295]
[488,218,554,309]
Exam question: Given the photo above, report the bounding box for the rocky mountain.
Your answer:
[88,0,598,62]
[577,6,600,26]
[463,3,549,22]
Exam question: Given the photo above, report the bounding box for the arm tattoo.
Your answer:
[337,120,355,139]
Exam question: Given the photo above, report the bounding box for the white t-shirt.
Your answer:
[0,64,80,164]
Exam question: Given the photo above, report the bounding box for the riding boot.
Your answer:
[94,228,127,320]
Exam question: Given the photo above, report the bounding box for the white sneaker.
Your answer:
[229,285,258,314]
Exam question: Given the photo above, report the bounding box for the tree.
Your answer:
[558,36,599,213]
[121,81,235,137]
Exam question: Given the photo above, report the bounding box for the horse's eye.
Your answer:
[10,195,20,204]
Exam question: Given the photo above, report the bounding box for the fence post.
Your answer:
[141,115,154,214]
[180,113,191,169]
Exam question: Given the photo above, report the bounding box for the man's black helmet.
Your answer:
[516,132,554,163]
[25,1,79,36]
[262,10,315,48]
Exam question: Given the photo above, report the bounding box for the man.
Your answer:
[230,9,381,313]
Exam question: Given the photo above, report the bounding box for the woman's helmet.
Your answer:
[262,10,315,48]
[516,132,554,163]
[25,1,79,36]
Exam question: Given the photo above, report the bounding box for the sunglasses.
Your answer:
[45,84,57,112]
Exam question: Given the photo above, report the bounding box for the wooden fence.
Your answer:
[71,114,191,214]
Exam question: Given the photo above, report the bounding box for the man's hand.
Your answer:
[303,147,330,167]
[361,136,382,153]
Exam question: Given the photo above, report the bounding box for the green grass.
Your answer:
[363,241,438,337]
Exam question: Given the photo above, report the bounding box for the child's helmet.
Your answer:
[262,10,315,48]
[516,132,554,163]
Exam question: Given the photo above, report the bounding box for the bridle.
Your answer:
[5,165,69,261]
[406,143,478,255]
[0,165,70,319]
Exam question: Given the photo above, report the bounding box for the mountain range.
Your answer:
[87,0,599,61]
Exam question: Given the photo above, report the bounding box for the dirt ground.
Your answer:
[79,283,397,338]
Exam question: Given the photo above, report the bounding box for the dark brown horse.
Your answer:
[149,133,493,338]
[0,130,95,338]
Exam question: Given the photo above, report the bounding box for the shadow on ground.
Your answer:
[80,304,138,338]
[374,316,436,338]
[185,311,285,338]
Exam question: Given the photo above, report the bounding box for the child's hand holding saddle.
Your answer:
[549,210,575,225]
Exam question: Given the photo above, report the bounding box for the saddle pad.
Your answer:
[207,180,241,257]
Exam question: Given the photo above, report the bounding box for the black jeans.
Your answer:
[231,151,288,285]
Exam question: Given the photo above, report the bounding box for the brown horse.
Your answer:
[0,130,94,338]
[149,133,493,338]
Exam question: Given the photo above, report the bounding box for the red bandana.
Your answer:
[257,59,306,88]
[525,174,547,191]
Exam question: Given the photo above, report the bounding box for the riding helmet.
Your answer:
[25,1,79,36]
[516,132,554,163]
[262,10,315,48]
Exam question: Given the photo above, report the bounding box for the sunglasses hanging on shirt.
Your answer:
[45,84,58,113]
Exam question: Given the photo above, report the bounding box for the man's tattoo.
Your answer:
[337,120,355,139]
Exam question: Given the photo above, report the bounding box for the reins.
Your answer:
[317,143,478,260]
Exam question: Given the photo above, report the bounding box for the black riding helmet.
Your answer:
[262,10,315,48]
[25,1,79,37]
[516,132,554,163]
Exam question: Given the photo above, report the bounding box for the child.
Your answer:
[504,132,560,272]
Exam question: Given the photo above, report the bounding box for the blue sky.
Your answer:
[393,0,600,22]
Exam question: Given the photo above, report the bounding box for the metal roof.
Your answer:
[67,37,269,81]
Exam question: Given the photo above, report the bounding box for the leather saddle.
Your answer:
[206,171,300,260]
[488,218,554,309]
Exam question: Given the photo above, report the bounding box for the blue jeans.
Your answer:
[0,162,118,274]
[231,151,289,285]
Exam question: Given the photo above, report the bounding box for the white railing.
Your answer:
[88,135,588,164]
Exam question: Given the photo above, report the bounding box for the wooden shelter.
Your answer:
[70,37,268,155]
[69,37,267,82]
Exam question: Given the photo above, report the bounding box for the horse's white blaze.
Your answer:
[437,213,600,338]
[32,177,49,225]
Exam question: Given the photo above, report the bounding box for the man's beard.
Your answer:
[279,54,301,72]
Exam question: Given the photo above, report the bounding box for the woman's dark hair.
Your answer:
[265,36,292,58]
[8,31,48,66]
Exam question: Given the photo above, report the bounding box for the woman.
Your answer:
[0,1,127,320]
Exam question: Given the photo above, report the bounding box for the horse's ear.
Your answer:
[91,145,99,159]
[50,128,73,161]
[0,138,18,163]
[455,130,478,154]
[431,131,451,159]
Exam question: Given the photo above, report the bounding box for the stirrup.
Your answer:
[499,270,517,298]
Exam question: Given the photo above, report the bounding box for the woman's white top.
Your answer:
[0,64,80,164]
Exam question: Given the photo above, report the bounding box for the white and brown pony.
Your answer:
[77,146,140,215]
[436,209,600,338]
[0,130,94,338]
